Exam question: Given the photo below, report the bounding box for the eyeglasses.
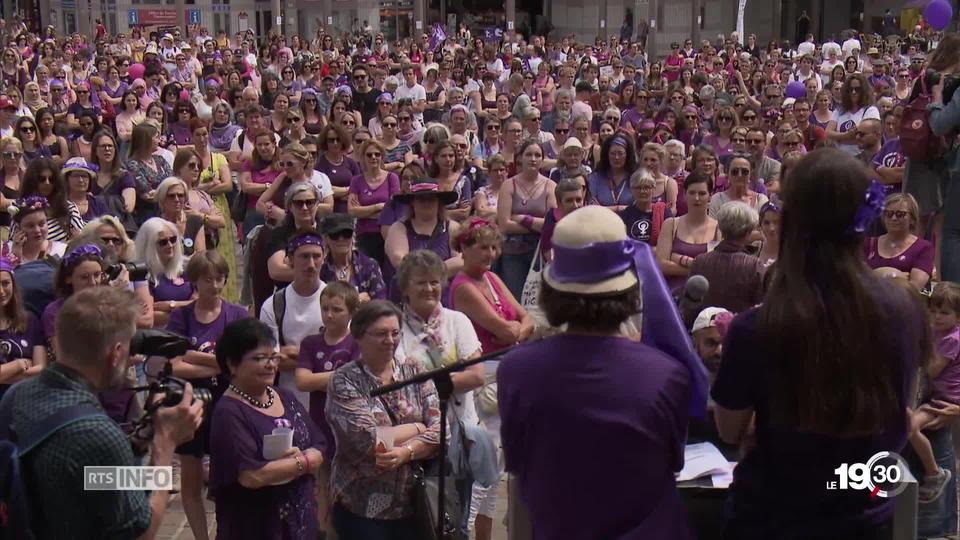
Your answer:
[367,329,401,341]
[304,98,317,103]
[530,117,541,121]
[506,128,522,134]
[156,236,178,247]
[97,143,115,150]
[166,192,187,200]
[280,160,302,168]
[884,210,909,220]
[327,230,353,240]
[729,167,750,176]
[743,114,757,120]
[186,162,200,170]
[19,126,34,133]
[1,152,20,159]
[248,353,283,366]
[100,236,124,246]
[382,122,397,128]
[849,86,862,93]
[76,89,89,95]
[784,140,802,147]
[38,174,54,183]
[399,116,412,122]
[291,198,318,208]
[342,120,357,126]
[326,137,341,144]
[365,152,382,158]
[747,138,765,145]
[486,125,501,131]
[286,117,303,124]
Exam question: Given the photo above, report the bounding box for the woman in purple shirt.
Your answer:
[865,193,934,289]
[712,149,928,539]
[166,251,249,540]
[135,218,194,327]
[315,124,361,214]
[347,139,399,266]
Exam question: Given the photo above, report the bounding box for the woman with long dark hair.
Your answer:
[712,148,930,538]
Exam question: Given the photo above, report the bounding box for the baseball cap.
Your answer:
[692,307,732,334]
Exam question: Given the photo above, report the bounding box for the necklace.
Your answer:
[334,257,351,281]
[516,176,543,206]
[229,383,274,409]
[608,175,628,206]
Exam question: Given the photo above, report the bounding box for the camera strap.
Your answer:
[0,383,105,456]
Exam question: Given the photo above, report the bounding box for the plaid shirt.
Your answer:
[689,240,767,314]
[12,363,151,539]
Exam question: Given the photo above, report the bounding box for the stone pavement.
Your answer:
[157,481,510,540]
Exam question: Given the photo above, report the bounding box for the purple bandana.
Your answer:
[63,244,102,268]
[286,233,324,256]
[850,179,885,234]
[548,239,709,418]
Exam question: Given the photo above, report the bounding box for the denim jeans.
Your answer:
[499,239,537,301]
[941,172,960,282]
[332,504,420,540]
[915,426,958,538]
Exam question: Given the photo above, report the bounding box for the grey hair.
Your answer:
[699,85,716,100]
[717,201,759,240]
[629,168,656,189]
[134,217,184,283]
[284,181,322,208]
[555,88,575,103]
[156,176,188,203]
[664,139,686,156]
[396,249,446,299]
[350,299,402,339]
[555,177,584,200]
[603,107,621,120]
[420,123,450,146]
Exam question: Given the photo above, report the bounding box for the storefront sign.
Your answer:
[139,9,177,25]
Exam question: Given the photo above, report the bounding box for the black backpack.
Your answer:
[0,383,105,539]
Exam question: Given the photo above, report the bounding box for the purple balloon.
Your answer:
[785,81,806,100]
[925,0,953,31]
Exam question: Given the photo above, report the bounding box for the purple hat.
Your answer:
[335,85,352,96]
[0,258,13,274]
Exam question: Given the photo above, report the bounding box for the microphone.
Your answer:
[678,275,709,330]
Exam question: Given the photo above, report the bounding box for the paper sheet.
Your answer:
[677,442,732,482]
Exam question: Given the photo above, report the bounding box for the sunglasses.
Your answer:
[365,152,382,158]
[382,122,397,128]
[328,230,353,240]
[286,117,303,124]
[76,90,89,94]
[849,86,862,93]
[884,210,909,220]
[729,168,750,176]
[1,152,20,159]
[743,114,757,120]
[291,198,317,208]
[186,162,200,170]
[281,160,303,168]
[156,236,178,247]
[342,120,357,126]
[399,116,412,121]
[19,126,35,132]
[166,192,187,200]
[100,236,124,246]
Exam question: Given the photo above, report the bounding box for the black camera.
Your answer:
[149,375,213,407]
[106,261,150,282]
[129,329,213,406]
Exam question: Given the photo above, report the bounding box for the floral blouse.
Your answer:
[319,249,387,300]
[126,155,173,195]
[325,356,441,519]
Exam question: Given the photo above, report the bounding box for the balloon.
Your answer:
[127,63,145,80]
[179,90,190,101]
[925,0,953,31]
[785,81,806,100]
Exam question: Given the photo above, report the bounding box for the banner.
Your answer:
[483,26,503,42]
[428,22,446,52]
[736,0,747,44]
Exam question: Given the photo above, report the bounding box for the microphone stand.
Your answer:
[370,345,513,538]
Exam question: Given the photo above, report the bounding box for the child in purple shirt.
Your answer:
[294,282,359,537]
[910,282,960,502]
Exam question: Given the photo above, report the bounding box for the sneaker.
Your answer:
[919,467,953,503]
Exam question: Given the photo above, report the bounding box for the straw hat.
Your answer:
[544,206,638,295]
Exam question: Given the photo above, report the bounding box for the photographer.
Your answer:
[8,286,203,539]
[927,34,960,283]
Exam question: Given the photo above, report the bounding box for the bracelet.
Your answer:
[404,444,415,463]
[19,359,27,372]
[302,452,311,474]
[293,454,304,474]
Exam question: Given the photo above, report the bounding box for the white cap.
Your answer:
[562,137,584,151]
[692,307,731,333]
[782,97,796,108]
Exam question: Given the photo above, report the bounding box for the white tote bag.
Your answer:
[520,242,549,329]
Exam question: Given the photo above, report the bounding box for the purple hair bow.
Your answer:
[63,244,102,268]
[849,179,886,234]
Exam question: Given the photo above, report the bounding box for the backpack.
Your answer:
[272,286,287,346]
[900,76,943,161]
[0,383,105,539]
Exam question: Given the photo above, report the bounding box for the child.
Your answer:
[910,281,960,502]
[294,281,360,536]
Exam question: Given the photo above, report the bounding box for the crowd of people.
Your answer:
[2,11,960,540]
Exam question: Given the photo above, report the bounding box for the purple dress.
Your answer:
[296,329,359,458]
[711,280,922,538]
[864,236,935,277]
[209,386,325,539]
[348,173,399,235]
[498,334,694,539]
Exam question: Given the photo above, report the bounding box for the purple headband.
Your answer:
[850,179,885,234]
[0,258,13,274]
[63,244,102,268]
[609,135,630,149]
[286,233,324,255]
[548,239,709,418]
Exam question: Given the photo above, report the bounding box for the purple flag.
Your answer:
[429,23,446,52]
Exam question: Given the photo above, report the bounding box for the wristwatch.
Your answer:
[404,444,415,462]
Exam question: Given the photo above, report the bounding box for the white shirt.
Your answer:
[396,308,481,424]
[260,281,326,410]
[831,105,880,155]
[797,41,816,57]
[842,38,862,59]
[308,170,334,199]
[791,70,822,90]
[229,130,280,162]
[395,82,427,125]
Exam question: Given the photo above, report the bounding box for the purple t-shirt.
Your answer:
[242,160,282,209]
[41,298,65,343]
[89,171,136,199]
[871,138,906,194]
[864,236,935,276]
[166,301,249,354]
[149,274,194,303]
[296,328,359,458]
[933,326,960,403]
[348,172,399,234]
[315,155,361,213]
[711,278,922,537]
[497,334,694,539]
[0,314,43,398]
[208,386,325,539]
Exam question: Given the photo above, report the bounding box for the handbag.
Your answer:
[377,396,461,540]
[520,240,549,329]
[229,182,248,224]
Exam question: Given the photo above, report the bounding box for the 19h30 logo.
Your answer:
[827,451,910,498]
